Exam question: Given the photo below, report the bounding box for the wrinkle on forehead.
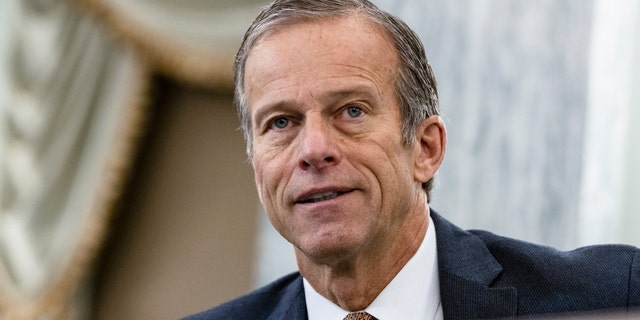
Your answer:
[246,14,397,76]
[244,13,400,132]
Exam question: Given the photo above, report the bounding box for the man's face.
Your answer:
[244,15,426,264]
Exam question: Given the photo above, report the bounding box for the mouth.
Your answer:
[296,190,352,204]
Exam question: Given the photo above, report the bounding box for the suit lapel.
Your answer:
[268,275,308,320]
[431,210,518,319]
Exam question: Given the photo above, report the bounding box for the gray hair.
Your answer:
[234,0,440,201]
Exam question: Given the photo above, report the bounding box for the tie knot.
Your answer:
[344,311,377,320]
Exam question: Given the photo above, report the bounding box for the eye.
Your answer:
[270,116,290,129]
[345,105,364,118]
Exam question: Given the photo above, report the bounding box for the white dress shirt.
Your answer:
[304,216,443,320]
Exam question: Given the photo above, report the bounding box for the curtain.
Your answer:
[75,0,268,88]
[0,1,149,318]
[0,0,270,318]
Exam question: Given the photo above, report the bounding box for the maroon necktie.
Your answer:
[343,311,378,320]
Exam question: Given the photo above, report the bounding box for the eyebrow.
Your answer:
[320,83,381,102]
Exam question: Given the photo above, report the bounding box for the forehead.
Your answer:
[248,13,397,68]
[243,14,399,109]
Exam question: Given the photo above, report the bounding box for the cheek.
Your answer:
[253,160,276,201]
[252,150,292,205]
[373,148,417,200]
[252,155,295,238]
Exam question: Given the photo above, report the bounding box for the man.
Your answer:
[185,0,640,319]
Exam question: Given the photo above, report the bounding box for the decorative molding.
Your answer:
[72,0,267,90]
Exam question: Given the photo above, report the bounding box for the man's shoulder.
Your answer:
[470,228,640,309]
[182,272,304,320]
[470,228,639,268]
[431,209,640,282]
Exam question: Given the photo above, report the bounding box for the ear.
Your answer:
[413,115,446,183]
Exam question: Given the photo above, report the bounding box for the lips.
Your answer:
[295,188,353,204]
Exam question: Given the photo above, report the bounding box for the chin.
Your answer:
[297,235,363,265]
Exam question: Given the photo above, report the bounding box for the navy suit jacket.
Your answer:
[184,210,640,319]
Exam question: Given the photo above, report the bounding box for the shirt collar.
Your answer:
[304,216,441,320]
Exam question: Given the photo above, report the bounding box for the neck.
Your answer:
[297,201,430,311]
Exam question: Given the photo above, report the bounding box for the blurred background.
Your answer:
[0,0,638,319]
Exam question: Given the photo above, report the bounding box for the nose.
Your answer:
[297,117,341,170]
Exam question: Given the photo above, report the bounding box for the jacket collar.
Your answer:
[431,209,518,319]
[268,275,308,320]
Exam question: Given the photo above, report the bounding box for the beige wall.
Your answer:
[93,78,259,319]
